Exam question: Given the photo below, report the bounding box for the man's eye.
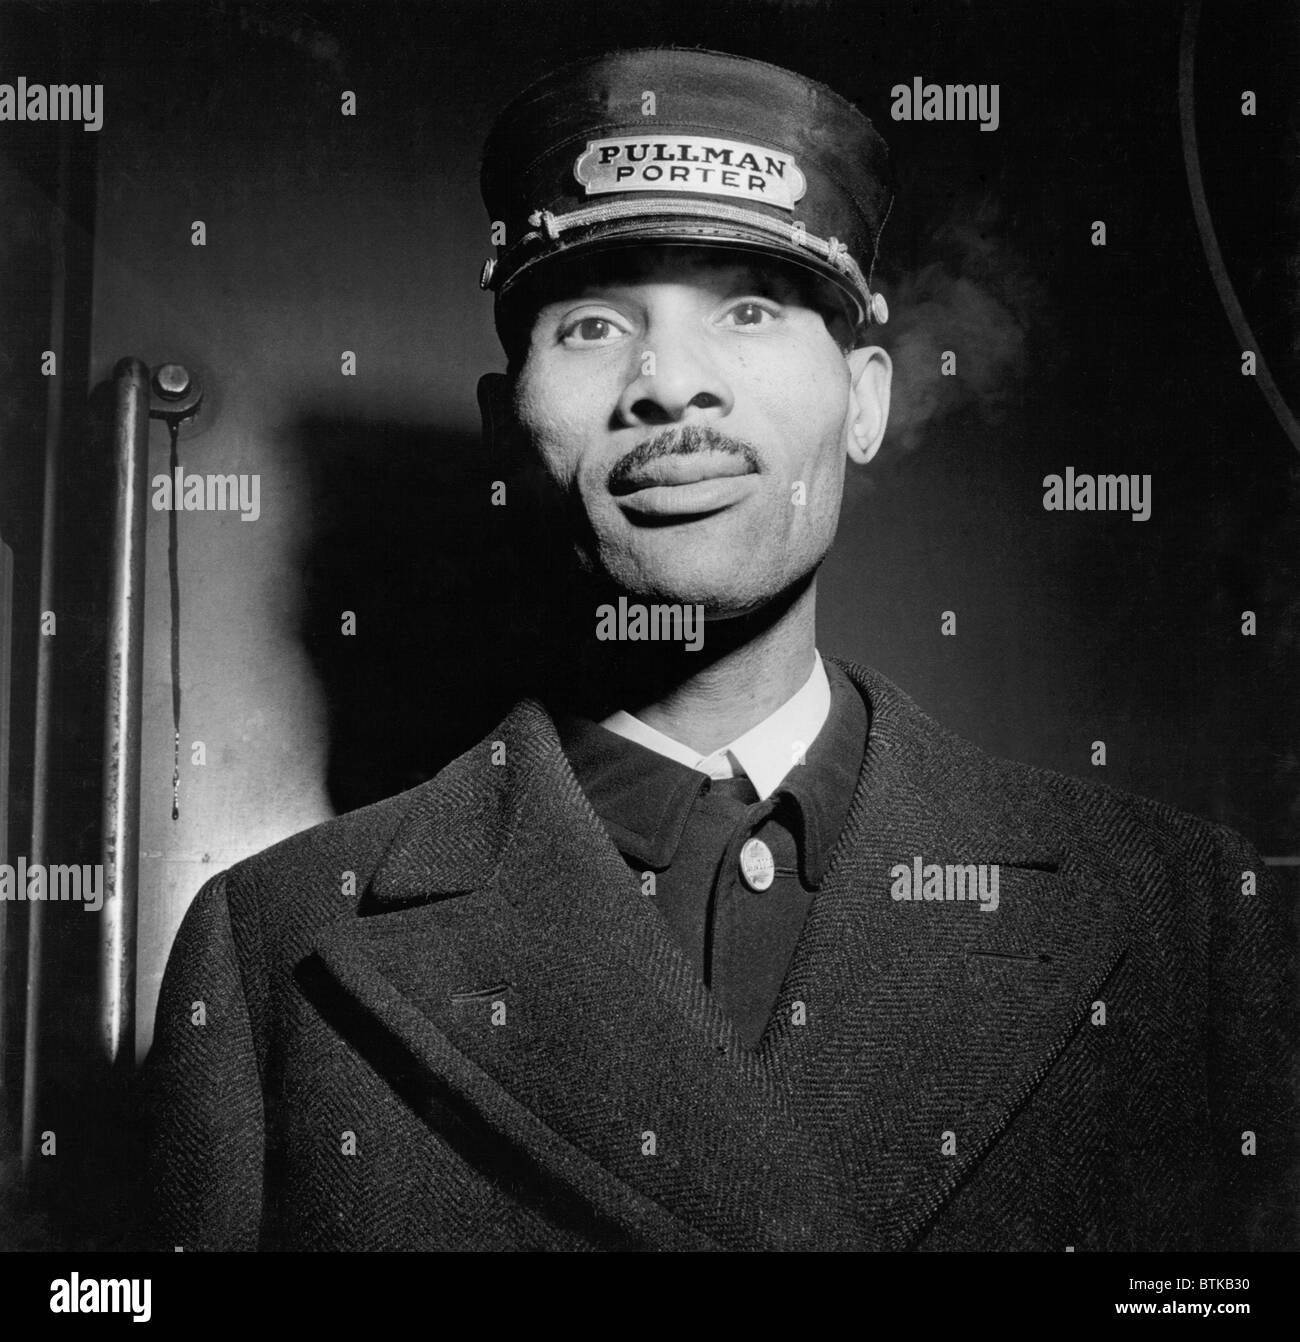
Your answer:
[559,315,624,345]
[723,301,778,328]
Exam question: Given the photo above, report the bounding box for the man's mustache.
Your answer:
[607,424,763,493]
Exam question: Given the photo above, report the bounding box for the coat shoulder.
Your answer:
[974,734,1240,868]
[841,658,1259,879]
[212,720,510,944]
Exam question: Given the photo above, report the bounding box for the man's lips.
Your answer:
[609,451,756,495]
[611,463,760,518]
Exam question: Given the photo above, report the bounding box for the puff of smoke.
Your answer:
[874,193,1050,458]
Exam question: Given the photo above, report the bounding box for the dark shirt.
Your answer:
[557,662,867,1047]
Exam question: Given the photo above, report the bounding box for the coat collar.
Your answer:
[309,659,1129,1249]
[551,661,865,887]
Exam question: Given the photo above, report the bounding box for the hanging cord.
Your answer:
[167,417,182,819]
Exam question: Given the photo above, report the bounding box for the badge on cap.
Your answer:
[575,135,808,212]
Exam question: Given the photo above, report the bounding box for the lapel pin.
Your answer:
[740,837,776,891]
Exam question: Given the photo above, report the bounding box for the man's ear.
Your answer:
[844,344,892,465]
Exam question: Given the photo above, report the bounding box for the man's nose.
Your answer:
[614,323,734,426]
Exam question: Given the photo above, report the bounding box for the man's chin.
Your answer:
[591,569,791,621]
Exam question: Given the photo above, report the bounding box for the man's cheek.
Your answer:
[532,434,584,493]
[780,439,840,511]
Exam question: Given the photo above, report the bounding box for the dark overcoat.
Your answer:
[141,661,1296,1250]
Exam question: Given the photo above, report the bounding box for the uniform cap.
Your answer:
[479,47,893,344]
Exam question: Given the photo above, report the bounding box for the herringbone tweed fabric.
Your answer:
[138,661,1296,1251]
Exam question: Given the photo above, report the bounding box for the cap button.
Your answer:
[739,837,775,892]
[870,292,889,325]
[479,258,496,290]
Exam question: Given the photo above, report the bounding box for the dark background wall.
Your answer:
[0,0,1296,1247]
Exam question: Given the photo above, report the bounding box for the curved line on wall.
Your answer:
[1179,0,1300,456]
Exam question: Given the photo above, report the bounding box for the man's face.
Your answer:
[510,246,890,617]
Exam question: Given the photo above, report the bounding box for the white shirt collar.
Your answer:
[599,652,831,801]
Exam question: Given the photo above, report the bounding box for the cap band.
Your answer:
[491,196,870,306]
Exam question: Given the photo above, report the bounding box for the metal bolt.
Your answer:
[153,364,191,400]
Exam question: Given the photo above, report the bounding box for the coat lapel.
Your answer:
[308,698,865,1250]
[307,661,1130,1250]
[761,660,1130,1248]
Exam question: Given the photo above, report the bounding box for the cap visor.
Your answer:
[498,216,868,330]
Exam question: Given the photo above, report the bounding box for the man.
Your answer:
[141,47,1295,1251]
